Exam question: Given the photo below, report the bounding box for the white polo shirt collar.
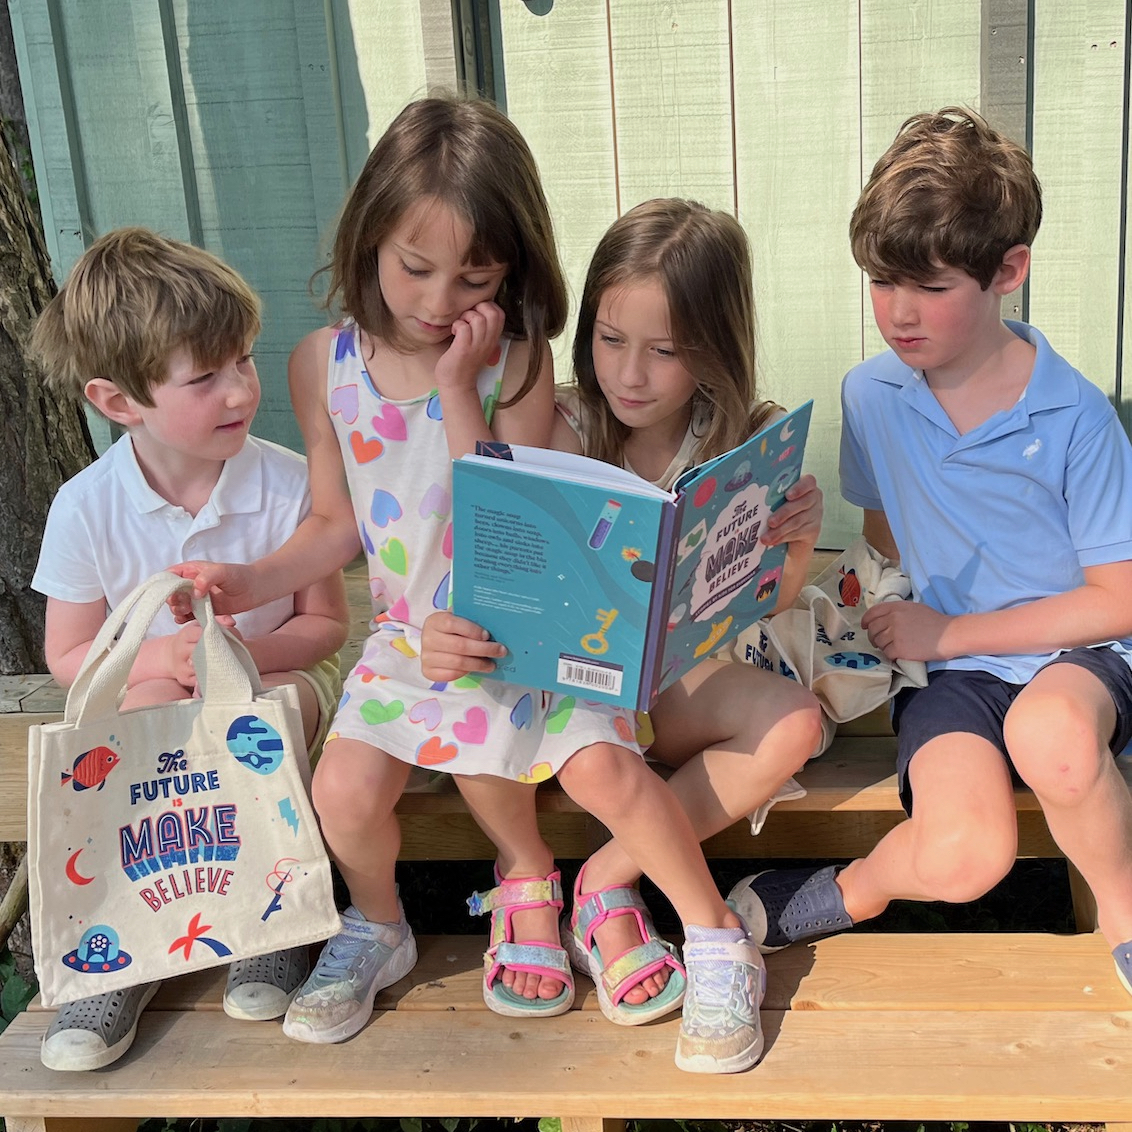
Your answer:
[112,433,266,521]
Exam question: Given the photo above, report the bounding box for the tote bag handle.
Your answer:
[65,571,261,726]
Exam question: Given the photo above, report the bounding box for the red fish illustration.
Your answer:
[61,745,120,791]
[838,567,862,607]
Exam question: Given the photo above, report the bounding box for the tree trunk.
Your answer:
[0,128,94,675]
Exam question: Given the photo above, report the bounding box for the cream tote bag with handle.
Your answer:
[28,571,340,1008]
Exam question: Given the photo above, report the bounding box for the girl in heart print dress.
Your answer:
[174,98,723,1053]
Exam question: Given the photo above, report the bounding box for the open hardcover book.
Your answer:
[450,401,812,710]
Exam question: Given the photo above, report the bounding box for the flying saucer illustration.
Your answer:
[62,924,132,973]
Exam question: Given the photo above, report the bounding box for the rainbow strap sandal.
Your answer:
[467,868,575,1018]
[562,873,687,1026]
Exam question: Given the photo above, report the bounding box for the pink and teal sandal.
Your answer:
[467,868,575,1018]
[561,869,686,1026]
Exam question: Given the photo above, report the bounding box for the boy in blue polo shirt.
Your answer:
[730,107,1132,994]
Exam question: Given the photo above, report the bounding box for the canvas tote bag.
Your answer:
[28,571,340,1007]
[724,537,928,754]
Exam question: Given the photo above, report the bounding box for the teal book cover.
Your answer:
[451,401,811,710]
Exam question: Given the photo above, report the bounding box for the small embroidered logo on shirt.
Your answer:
[1022,439,1042,460]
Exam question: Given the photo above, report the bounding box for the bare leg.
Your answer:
[558,741,740,935]
[453,774,563,1001]
[311,737,411,923]
[835,733,1018,922]
[1005,663,1132,945]
[121,678,191,709]
[579,662,821,1003]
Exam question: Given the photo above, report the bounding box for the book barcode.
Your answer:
[556,655,624,697]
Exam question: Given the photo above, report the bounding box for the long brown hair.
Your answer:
[572,198,774,468]
[323,94,567,405]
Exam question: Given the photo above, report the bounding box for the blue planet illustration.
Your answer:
[825,651,881,670]
[226,714,285,775]
[62,924,132,974]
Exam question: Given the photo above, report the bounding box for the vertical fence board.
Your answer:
[610,0,733,214]
[9,0,81,274]
[860,0,982,360]
[338,0,428,176]
[169,2,321,448]
[1031,2,1126,401]
[732,3,862,547]
[500,0,617,376]
[13,2,1132,475]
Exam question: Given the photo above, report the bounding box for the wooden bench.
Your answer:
[2,557,1131,1132]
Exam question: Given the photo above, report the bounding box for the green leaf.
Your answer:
[0,969,35,1021]
[400,1118,423,1132]
[538,1120,562,1132]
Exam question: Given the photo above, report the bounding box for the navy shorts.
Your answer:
[891,646,1132,816]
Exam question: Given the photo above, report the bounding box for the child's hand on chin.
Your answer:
[434,301,505,394]
[420,610,507,683]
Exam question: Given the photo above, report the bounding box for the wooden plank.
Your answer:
[730,1,861,549]
[1029,1,1126,400]
[499,0,617,378]
[335,0,428,180]
[859,1,982,359]
[6,1121,138,1132]
[2,1005,1131,1121]
[6,721,1129,846]
[33,929,1119,1017]
[0,676,53,714]
[768,929,1125,1012]
[609,0,734,214]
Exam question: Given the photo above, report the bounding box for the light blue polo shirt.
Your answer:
[840,320,1132,683]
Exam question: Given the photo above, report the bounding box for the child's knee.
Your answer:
[1005,694,1108,804]
[261,672,320,746]
[769,691,824,769]
[558,742,643,810]
[909,820,1015,902]
[311,742,401,829]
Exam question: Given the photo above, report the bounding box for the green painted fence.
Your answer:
[12,0,1130,546]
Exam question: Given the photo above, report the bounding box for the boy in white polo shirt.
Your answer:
[29,227,349,1068]
[730,108,1132,996]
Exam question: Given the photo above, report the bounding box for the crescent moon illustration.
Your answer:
[779,419,795,442]
[65,848,94,886]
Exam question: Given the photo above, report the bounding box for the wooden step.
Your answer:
[24,930,1128,1016]
[3,1003,1131,1124]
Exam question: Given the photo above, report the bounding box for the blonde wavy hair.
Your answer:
[31,226,260,410]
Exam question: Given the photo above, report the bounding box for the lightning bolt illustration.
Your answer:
[278,797,300,835]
